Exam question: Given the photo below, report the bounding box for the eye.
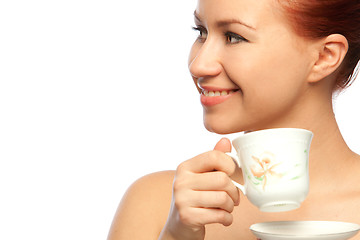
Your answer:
[225,32,248,44]
[192,26,208,42]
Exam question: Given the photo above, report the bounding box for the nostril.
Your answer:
[197,77,205,88]
[188,50,222,78]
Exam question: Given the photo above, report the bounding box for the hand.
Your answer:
[160,138,240,240]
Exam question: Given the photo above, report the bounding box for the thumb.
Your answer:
[213,138,232,153]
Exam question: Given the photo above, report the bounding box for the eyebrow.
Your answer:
[193,11,256,31]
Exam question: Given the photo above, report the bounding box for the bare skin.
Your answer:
[108,117,360,239]
[108,0,360,239]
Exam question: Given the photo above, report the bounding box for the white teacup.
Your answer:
[227,128,313,212]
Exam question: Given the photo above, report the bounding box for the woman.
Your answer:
[108,0,360,239]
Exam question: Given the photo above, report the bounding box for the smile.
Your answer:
[200,89,240,106]
[202,90,237,97]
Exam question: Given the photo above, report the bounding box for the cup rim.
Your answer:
[232,128,313,146]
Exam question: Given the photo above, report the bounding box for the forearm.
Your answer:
[158,221,204,240]
[158,229,201,240]
[158,228,177,240]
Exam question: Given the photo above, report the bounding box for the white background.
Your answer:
[0,1,359,239]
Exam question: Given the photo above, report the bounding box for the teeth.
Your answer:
[203,90,236,97]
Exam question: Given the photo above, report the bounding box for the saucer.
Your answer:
[250,221,360,240]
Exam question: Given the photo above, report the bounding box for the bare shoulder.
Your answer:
[108,171,175,240]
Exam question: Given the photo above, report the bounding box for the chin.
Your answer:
[203,118,245,135]
[203,113,272,134]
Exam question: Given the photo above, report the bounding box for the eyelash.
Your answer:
[192,26,207,42]
[225,31,248,44]
[191,26,248,44]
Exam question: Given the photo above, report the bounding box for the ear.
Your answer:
[308,34,348,83]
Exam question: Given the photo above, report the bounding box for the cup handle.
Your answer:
[226,152,246,195]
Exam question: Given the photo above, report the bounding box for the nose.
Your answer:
[188,40,222,79]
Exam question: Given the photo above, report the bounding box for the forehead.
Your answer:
[195,0,284,29]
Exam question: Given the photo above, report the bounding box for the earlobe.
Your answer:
[308,34,348,83]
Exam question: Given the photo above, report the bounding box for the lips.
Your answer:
[199,88,240,106]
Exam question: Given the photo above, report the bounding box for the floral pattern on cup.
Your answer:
[250,151,283,191]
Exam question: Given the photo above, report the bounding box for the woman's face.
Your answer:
[188,0,317,134]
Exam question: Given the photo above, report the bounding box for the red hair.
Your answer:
[277,0,360,90]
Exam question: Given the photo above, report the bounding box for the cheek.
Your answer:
[224,47,310,119]
[226,45,309,95]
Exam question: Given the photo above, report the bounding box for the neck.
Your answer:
[295,91,355,188]
[267,83,356,186]
[308,110,351,168]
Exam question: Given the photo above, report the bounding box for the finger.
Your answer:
[186,207,234,227]
[213,138,232,152]
[180,150,236,176]
[189,171,240,204]
[191,190,235,213]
